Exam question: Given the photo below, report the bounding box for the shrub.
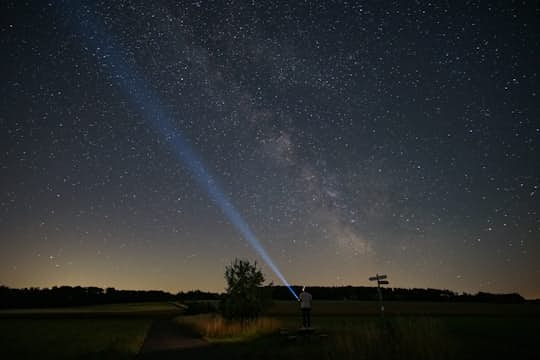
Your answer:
[220,258,266,321]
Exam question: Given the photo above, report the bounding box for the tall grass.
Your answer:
[175,313,452,358]
[176,314,281,342]
[174,315,458,359]
[316,317,454,360]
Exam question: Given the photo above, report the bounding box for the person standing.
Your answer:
[298,286,312,328]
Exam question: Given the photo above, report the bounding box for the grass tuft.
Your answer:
[176,314,281,342]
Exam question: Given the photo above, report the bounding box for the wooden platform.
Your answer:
[278,327,328,342]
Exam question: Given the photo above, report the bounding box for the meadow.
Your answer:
[1,300,539,359]
[266,299,540,316]
[173,302,540,360]
[0,302,183,359]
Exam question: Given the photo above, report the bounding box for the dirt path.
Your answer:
[137,318,208,357]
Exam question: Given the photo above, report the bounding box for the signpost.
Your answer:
[369,273,389,318]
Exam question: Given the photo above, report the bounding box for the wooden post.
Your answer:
[369,274,389,319]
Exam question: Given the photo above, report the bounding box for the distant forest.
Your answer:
[0,286,526,309]
[274,285,526,303]
[0,285,526,309]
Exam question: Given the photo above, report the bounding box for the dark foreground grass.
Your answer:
[0,318,151,359]
[2,302,539,359]
[171,316,451,360]
[165,315,540,360]
[444,316,540,359]
[0,302,182,359]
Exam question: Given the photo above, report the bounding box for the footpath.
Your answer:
[137,319,207,358]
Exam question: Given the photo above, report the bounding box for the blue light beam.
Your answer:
[64,2,298,300]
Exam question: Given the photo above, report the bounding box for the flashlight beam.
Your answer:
[64,1,299,301]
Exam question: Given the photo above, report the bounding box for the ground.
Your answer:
[1,301,539,359]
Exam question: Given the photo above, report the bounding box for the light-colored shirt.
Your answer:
[299,291,312,309]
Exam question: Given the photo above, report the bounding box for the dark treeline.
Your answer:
[0,285,225,309]
[0,286,176,309]
[0,284,525,309]
[272,285,525,303]
[177,290,222,301]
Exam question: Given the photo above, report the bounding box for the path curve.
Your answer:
[137,318,208,356]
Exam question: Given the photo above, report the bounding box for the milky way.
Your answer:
[1,1,539,298]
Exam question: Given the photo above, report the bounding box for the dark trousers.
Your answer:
[301,308,311,327]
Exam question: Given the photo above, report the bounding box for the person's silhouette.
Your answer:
[298,286,312,328]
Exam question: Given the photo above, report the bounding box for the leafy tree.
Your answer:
[221,258,266,321]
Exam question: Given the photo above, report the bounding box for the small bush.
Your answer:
[221,259,266,321]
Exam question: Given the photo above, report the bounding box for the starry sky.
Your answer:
[1,1,539,298]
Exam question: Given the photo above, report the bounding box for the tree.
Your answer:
[221,258,266,321]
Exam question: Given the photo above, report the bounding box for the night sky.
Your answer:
[1,1,539,298]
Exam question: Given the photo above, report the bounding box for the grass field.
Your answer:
[0,302,182,359]
[172,301,540,359]
[1,301,539,359]
[0,301,185,318]
[0,318,150,359]
[266,300,540,316]
[172,313,540,360]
